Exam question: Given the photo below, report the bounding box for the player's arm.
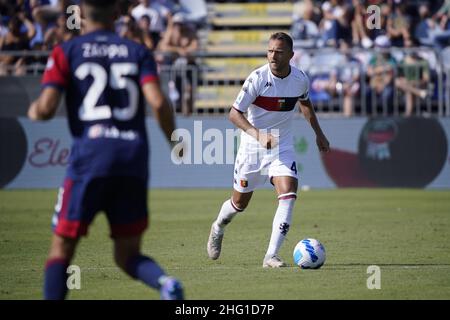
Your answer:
[29,44,69,121]
[229,108,277,149]
[28,87,62,121]
[299,98,330,153]
[229,107,257,139]
[142,81,176,145]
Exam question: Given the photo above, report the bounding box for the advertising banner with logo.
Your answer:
[1,117,449,189]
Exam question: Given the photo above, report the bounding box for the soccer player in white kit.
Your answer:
[207,32,330,268]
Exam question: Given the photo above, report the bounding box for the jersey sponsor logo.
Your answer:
[88,124,138,141]
[253,96,299,112]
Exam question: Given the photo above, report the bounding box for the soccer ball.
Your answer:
[293,238,326,269]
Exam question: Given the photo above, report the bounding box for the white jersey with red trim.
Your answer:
[233,63,309,153]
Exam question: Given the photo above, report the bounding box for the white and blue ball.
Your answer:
[293,238,326,269]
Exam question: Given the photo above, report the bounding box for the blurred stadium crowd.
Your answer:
[1,0,450,117]
[0,0,201,73]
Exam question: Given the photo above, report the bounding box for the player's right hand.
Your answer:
[258,132,279,149]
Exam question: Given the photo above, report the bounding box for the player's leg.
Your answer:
[263,155,298,268]
[207,190,253,260]
[214,190,253,233]
[44,177,96,299]
[207,152,263,260]
[44,234,79,299]
[107,176,183,300]
[113,235,183,300]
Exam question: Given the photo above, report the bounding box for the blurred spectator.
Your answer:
[137,15,156,49]
[1,0,29,18]
[118,14,154,50]
[386,2,412,47]
[318,0,353,47]
[415,4,441,47]
[131,0,171,47]
[290,0,319,47]
[44,13,79,49]
[351,0,372,48]
[325,40,361,117]
[157,12,198,114]
[31,0,74,26]
[366,35,396,115]
[395,52,430,116]
[158,0,179,14]
[0,16,7,38]
[351,0,387,48]
[434,0,450,20]
[415,4,450,49]
[0,12,36,75]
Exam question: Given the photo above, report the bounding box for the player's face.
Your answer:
[267,39,294,76]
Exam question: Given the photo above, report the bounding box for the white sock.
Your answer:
[213,199,243,234]
[265,193,297,257]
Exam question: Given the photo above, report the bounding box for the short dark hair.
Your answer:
[82,0,118,23]
[269,32,293,52]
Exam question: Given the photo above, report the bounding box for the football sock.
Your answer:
[213,199,243,234]
[265,193,297,257]
[126,254,166,289]
[44,258,69,300]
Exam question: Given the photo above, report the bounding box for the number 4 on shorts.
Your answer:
[290,162,297,174]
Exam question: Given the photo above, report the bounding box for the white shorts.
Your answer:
[233,148,298,193]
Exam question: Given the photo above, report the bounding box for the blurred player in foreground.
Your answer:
[28,0,183,299]
[207,32,330,268]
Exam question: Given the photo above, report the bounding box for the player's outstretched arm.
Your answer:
[142,81,176,145]
[28,87,62,121]
[299,98,330,153]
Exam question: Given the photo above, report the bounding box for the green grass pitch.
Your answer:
[1,188,449,300]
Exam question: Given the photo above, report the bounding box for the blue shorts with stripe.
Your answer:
[52,176,148,239]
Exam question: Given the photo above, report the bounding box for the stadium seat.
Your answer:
[194,85,241,109]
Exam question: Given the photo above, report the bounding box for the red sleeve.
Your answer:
[41,46,70,90]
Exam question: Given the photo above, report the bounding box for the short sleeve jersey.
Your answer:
[233,63,310,151]
[41,30,158,180]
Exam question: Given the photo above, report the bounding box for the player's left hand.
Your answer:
[316,134,330,153]
[27,101,39,121]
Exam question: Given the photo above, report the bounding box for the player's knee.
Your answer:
[48,235,78,261]
[277,192,297,202]
[231,197,248,211]
[113,236,141,272]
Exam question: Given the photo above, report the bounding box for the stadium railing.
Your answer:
[1,47,449,117]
